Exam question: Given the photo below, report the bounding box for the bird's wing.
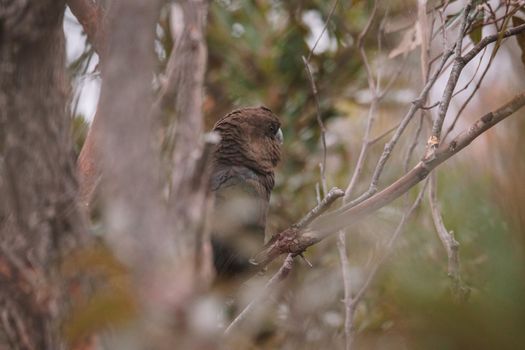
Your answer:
[211,166,270,277]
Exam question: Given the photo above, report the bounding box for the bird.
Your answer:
[209,106,283,279]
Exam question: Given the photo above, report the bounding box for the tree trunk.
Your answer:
[0,1,88,348]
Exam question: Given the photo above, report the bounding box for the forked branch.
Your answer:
[252,92,525,270]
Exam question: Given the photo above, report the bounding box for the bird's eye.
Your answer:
[273,126,284,145]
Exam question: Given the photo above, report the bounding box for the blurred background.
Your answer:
[64,0,525,348]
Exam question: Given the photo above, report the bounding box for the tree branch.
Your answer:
[428,172,469,301]
[302,56,328,196]
[430,0,475,147]
[67,0,107,58]
[251,188,343,269]
[252,92,525,270]
[430,16,525,149]
[352,179,428,306]
[224,254,295,335]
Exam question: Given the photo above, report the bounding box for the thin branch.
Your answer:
[421,101,440,110]
[224,254,295,335]
[306,0,341,61]
[403,113,425,174]
[344,101,378,199]
[352,179,428,306]
[302,56,328,197]
[443,45,493,141]
[344,0,379,201]
[337,233,354,350]
[431,18,525,147]
[357,1,379,92]
[302,0,342,197]
[430,0,475,147]
[368,123,399,145]
[417,0,430,82]
[450,46,487,99]
[377,54,409,99]
[428,172,469,301]
[338,4,379,346]
[252,92,525,270]
[250,188,344,271]
[294,187,345,229]
[341,44,454,211]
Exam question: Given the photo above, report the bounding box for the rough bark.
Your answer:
[0,1,89,348]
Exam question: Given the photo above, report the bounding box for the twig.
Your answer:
[306,0,341,61]
[224,254,295,335]
[357,2,379,92]
[444,42,497,141]
[417,0,430,82]
[430,20,525,149]
[251,92,525,270]
[251,188,344,270]
[344,101,377,200]
[367,123,399,145]
[428,172,469,301]
[430,0,475,149]
[337,233,354,349]
[344,0,379,201]
[338,5,379,347]
[450,46,487,99]
[295,187,345,229]
[302,57,328,197]
[403,113,425,175]
[377,54,409,99]
[352,179,428,306]
[421,101,440,110]
[339,44,455,212]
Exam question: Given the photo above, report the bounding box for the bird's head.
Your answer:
[212,106,283,175]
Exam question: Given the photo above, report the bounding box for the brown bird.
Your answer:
[210,106,283,278]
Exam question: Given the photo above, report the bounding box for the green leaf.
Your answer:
[512,16,525,67]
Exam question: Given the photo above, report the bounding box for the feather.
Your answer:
[210,107,282,278]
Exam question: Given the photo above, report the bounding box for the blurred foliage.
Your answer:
[66,0,525,348]
[61,243,137,345]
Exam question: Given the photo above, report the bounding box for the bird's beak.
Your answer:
[276,128,284,145]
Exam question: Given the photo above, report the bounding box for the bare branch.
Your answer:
[443,46,492,141]
[306,0,340,62]
[225,254,295,335]
[341,44,454,210]
[430,0,475,146]
[344,100,378,200]
[302,57,328,197]
[428,172,469,301]
[357,1,379,92]
[294,188,345,230]
[368,123,399,145]
[251,188,343,269]
[417,0,430,82]
[403,113,425,174]
[343,0,379,203]
[352,179,428,306]
[252,92,525,270]
[431,17,525,148]
[337,233,354,350]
